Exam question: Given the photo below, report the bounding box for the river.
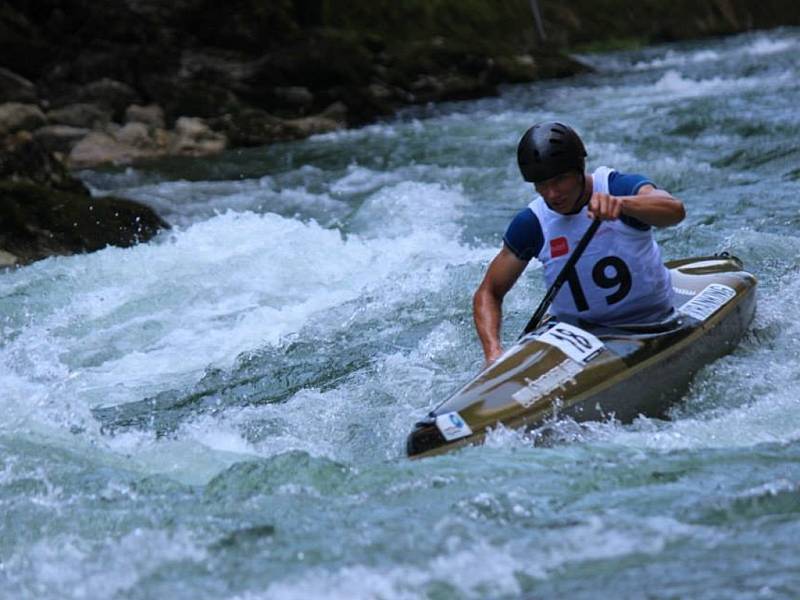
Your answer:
[2,28,799,599]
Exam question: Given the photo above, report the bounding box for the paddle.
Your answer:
[520,218,601,336]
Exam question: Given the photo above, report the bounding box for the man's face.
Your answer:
[534,171,582,214]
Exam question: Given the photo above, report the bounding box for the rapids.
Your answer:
[2,29,799,599]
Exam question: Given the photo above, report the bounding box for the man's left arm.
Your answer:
[588,185,685,227]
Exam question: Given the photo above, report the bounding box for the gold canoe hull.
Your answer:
[406,255,757,458]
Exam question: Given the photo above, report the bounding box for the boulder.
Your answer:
[0,68,37,103]
[0,248,18,268]
[144,75,241,121]
[491,54,540,83]
[272,86,314,109]
[0,180,169,266]
[0,103,47,136]
[209,109,292,147]
[68,131,150,168]
[170,117,227,155]
[284,114,342,138]
[46,103,111,129]
[0,128,169,265]
[0,132,86,195]
[320,101,348,123]
[71,78,140,120]
[409,73,493,103]
[210,102,349,147]
[33,125,91,154]
[67,118,226,167]
[367,83,393,101]
[125,104,165,128]
[115,122,155,149]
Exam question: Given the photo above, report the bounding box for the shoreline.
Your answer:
[2,2,798,170]
[1,0,798,266]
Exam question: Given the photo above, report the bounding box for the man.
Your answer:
[473,121,685,366]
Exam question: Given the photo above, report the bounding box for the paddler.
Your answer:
[474,121,686,366]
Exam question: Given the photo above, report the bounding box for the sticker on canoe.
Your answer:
[672,286,696,296]
[512,360,583,408]
[536,322,604,364]
[435,411,473,441]
[678,283,736,321]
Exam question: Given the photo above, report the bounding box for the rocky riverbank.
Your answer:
[0,132,168,267]
[3,0,798,169]
[1,0,798,266]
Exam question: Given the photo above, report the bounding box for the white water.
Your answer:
[3,27,800,600]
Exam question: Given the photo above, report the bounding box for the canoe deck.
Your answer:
[406,254,757,458]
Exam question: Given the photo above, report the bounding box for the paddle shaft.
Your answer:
[520,218,601,336]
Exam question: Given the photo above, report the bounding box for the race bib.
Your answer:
[536,322,604,364]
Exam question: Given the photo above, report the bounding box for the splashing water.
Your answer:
[3,28,800,600]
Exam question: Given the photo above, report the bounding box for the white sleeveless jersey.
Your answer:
[529,166,673,325]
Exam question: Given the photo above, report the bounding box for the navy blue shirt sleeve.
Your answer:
[503,208,544,261]
[608,170,655,231]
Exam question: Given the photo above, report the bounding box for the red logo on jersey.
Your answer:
[550,236,569,258]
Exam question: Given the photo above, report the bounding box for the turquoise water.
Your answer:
[2,29,800,599]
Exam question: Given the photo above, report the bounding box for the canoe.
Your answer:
[406,254,757,458]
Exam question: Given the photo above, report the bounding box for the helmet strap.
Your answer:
[566,171,590,214]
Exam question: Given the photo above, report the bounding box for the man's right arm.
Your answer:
[473,246,528,366]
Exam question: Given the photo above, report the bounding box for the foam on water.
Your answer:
[94,174,350,227]
[582,31,798,73]
[3,27,800,600]
[632,49,721,70]
[644,69,792,100]
[0,179,493,477]
[5,529,207,599]
[256,513,709,600]
[745,36,796,55]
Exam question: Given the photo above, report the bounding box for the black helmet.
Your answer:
[517,121,587,183]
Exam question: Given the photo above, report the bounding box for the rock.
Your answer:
[170,117,227,155]
[0,103,47,136]
[0,249,19,268]
[367,83,393,101]
[209,109,293,147]
[68,118,226,167]
[68,131,149,168]
[0,180,169,266]
[0,128,169,265]
[84,121,170,163]
[409,73,492,103]
[492,54,539,83]
[410,74,445,95]
[210,105,346,147]
[46,103,111,129]
[321,101,348,123]
[115,122,154,149]
[33,125,91,154]
[71,78,139,120]
[272,86,314,109]
[0,132,87,195]
[145,75,241,120]
[317,86,393,125]
[285,114,342,138]
[0,68,37,103]
[125,104,165,128]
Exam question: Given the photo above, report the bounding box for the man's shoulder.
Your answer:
[605,169,656,231]
[503,207,544,261]
[607,169,656,197]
